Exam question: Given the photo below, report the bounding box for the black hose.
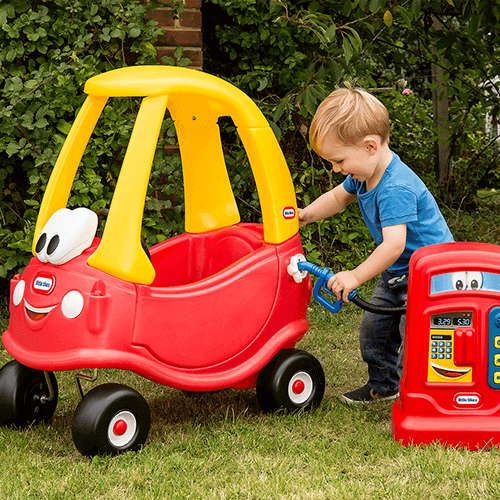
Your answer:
[350,294,406,316]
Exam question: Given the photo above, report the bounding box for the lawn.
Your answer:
[0,190,499,499]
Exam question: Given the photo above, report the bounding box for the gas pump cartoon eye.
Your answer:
[451,271,483,291]
[36,208,98,265]
[451,272,467,290]
[467,272,483,290]
[432,271,498,294]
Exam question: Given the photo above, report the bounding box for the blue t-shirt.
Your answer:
[343,152,454,275]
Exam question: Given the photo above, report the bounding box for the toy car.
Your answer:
[0,66,325,456]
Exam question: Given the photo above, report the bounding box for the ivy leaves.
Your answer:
[204,0,500,268]
[0,0,168,280]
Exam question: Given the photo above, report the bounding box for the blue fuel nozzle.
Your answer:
[297,261,357,313]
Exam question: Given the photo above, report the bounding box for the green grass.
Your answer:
[1,301,500,500]
[0,189,499,499]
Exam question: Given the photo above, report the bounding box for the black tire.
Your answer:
[72,383,150,457]
[0,360,58,428]
[256,349,325,414]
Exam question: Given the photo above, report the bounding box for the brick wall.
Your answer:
[147,0,203,70]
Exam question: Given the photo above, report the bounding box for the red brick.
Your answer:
[154,0,201,6]
[152,0,178,5]
[153,0,179,5]
[179,10,202,29]
[146,10,175,27]
[157,28,202,47]
[147,1,203,70]
[147,7,202,29]
[150,0,202,9]
[185,0,202,8]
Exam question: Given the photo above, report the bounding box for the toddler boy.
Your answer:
[299,88,454,403]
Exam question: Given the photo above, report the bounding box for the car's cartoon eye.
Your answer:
[467,272,483,290]
[35,208,98,265]
[451,272,467,291]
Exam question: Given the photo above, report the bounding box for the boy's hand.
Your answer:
[327,271,360,303]
[298,208,308,228]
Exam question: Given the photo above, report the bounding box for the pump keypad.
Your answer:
[427,311,473,383]
[488,307,500,389]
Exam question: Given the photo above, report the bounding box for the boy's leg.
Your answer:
[359,294,402,396]
[342,275,406,402]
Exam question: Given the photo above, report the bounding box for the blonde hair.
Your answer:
[309,88,390,153]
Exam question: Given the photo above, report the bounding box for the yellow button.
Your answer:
[495,355,500,366]
[495,337,500,349]
[495,372,500,384]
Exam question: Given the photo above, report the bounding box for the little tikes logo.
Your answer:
[33,274,55,294]
[282,206,296,220]
[453,393,482,408]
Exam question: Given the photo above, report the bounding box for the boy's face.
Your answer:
[318,135,380,183]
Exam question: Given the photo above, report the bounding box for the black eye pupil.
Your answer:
[36,233,47,253]
[470,280,478,289]
[456,280,464,290]
[47,235,60,255]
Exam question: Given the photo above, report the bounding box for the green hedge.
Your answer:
[204,0,499,264]
[203,0,438,267]
[0,0,438,287]
[0,0,187,286]
[2,0,498,290]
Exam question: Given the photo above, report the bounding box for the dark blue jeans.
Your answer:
[358,270,408,396]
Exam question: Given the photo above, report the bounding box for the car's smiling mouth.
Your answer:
[25,300,56,321]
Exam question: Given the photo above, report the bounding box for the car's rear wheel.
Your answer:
[256,349,325,413]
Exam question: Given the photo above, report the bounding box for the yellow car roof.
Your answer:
[34,66,298,284]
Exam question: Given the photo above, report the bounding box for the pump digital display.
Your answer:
[434,316,452,326]
[432,311,472,329]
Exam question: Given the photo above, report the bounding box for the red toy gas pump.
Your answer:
[392,241,500,449]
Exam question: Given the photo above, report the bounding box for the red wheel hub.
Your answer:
[292,379,305,394]
[113,419,128,436]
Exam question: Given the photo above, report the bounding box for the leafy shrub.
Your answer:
[203,0,439,271]
[378,90,435,182]
[3,0,498,293]
[0,0,187,287]
[205,0,500,232]
[442,131,500,209]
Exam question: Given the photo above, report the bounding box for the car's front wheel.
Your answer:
[0,360,58,428]
[72,383,150,457]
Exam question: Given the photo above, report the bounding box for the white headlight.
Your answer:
[13,280,25,307]
[61,291,84,319]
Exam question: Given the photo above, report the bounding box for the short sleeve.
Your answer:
[378,186,418,227]
[343,174,358,195]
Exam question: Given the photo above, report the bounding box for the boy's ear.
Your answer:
[362,136,379,154]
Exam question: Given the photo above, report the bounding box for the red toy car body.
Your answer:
[5,225,311,391]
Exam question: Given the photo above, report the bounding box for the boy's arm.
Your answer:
[298,184,356,228]
[327,223,407,301]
